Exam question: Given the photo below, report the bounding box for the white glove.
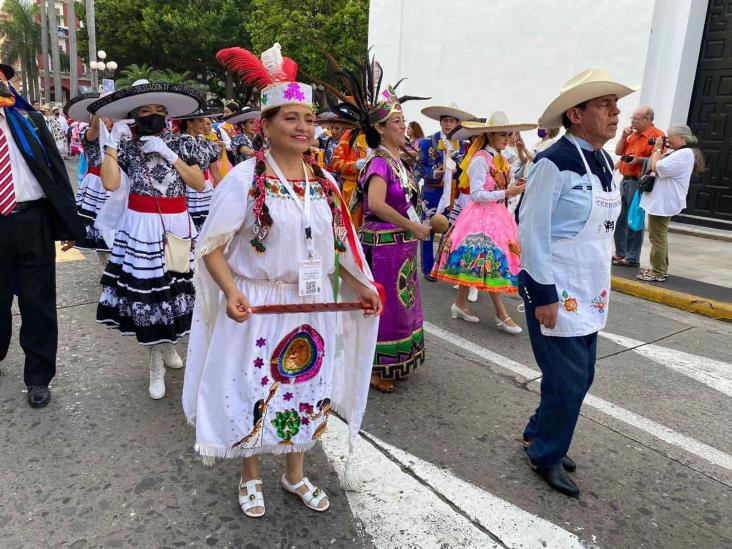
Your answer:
[445,158,457,172]
[140,136,179,164]
[101,119,133,151]
[355,159,366,171]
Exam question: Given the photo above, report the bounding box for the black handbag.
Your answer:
[638,172,655,193]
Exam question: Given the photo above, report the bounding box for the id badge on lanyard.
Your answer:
[267,152,323,297]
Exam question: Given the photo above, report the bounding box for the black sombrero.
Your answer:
[171,106,224,121]
[64,93,100,123]
[224,106,261,125]
[88,81,204,120]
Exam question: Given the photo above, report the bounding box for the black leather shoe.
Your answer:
[523,436,577,472]
[27,385,51,408]
[423,274,437,282]
[534,465,580,497]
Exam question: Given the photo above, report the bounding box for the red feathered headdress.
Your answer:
[217,43,299,88]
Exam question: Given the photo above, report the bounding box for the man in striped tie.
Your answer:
[0,63,84,408]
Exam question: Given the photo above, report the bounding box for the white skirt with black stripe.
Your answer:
[186,179,214,232]
[96,208,197,345]
[76,172,111,252]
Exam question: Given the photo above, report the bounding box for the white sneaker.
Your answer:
[148,346,166,399]
[451,303,479,323]
[161,343,184,369]
[495,316,522,335]
[468,287,479,303]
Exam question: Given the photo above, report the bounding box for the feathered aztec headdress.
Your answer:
[217,43,312,112]
[323,53,429,146]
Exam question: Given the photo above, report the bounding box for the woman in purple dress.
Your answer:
[328,59,430,392]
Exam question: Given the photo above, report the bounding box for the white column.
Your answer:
[639,0,708,131]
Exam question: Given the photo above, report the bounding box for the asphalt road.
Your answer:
[1,160,730,548]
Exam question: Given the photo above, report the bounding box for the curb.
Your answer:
[669,225,732,243]
[611,276,732,322]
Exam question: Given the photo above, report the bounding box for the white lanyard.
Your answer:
[266,152,315,257]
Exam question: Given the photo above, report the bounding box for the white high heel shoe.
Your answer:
[468,287,479,303]
[495,316,523,335]
[451,303,479,323]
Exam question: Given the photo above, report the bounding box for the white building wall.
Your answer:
[368,0,658,144]
[640,0,707,132]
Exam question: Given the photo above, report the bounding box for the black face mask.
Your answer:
[136,113,167,136]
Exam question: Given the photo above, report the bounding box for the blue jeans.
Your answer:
[421,185,442,276]
[522,304,597,471]
[613,177,643,263]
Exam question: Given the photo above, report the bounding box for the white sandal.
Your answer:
[238,478,265,518]
[495,316,523,335]
[281,474,330,512]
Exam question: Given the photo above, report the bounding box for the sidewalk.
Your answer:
[612,228,732,321]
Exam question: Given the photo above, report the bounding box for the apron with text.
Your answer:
[541,137,621,337]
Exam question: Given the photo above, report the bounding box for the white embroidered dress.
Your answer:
[183,158,379,460]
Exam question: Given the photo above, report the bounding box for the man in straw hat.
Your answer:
[0,64,85,408]
[416,103,475,280]
[518,68,637,497]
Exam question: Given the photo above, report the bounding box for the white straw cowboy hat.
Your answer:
[539,67,639,128]
[459,111,537,137]
[421,102,476,122]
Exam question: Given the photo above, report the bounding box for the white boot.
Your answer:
[148,345,166,399]
[97,251,111,271]
[161,342,184,369]
[468,287,479,303]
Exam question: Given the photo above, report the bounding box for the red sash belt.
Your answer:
[459,186,470,195]
[87,166,101,176]
[202,168,211,180]
[128,194,187,214]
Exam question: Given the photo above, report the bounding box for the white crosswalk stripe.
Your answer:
[423,322,732,473]
[599,331,732,397]
[322,417,585,549]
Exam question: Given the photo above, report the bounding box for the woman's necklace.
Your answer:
[377,145,413,195]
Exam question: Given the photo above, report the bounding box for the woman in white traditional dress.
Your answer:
[89,80,206,400]
[183,44,381,519]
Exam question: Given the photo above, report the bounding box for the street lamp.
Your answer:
[90,50,117,90]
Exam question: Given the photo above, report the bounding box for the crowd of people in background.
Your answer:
[0,46,706,514]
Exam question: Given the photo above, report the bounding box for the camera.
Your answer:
[648,137,669,147]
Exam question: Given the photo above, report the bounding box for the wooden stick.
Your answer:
[245,302,369,315]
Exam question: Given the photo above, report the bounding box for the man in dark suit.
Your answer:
[0,63,85,407]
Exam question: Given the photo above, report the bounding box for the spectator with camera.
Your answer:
[636,125,705,282]
[613,106,665,267]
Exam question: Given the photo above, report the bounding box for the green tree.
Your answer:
[114,62,155,87]
[0,0,42,100]
[245,0,369,82]
[77,0,253,94]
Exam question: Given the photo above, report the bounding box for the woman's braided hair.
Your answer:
[249,107,347,255]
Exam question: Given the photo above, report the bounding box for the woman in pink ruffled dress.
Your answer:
[432,112,536,334]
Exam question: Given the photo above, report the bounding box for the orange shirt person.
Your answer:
[613,106,665,267]
[329,129,369,207]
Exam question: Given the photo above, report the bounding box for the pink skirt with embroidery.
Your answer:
[431,200,521,292]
